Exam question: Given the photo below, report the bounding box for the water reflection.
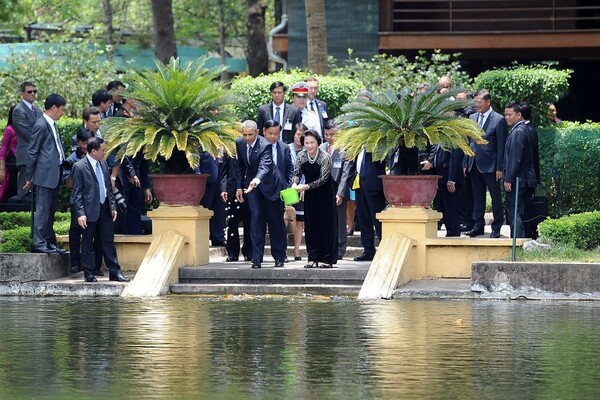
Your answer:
[1,297,599,399]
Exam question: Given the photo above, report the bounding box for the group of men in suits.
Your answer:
[12,81,129,282]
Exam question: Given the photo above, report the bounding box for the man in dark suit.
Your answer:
[106,80,125,117]
[465,89,507,238]
[353,148,387,261]
[305,76,329,139]
[257,81,301,144]
[235,120,279,269]
[220,153,253,262]
[92,89,113,120]
[321,120,354,259]
[13,81,42,198]
[71,137,130,283]
[263,119,294,265]
[24,94,67,254]
[503,101,537,238]
[433,145,465,237]
[521,102,541,238]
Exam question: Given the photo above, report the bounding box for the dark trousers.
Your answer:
[202,181,226,244]
[459,172,474,229]
[337,196,348,258]
[265,198,287,262]
[126,185,144,234]
[32,184,59,251]
[505,185,526,238]
[69,204,102,269]
[225,198,252,259]
[81,202,121,275]
[436,171,462,237]
[470,165,504,232]
[355,188,386,256]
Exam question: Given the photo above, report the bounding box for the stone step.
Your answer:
[178,263,368,286]
[170,283,362,296]
[209,245,366,260]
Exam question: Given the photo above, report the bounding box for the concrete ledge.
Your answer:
[0,253,69,282]
[170,283,360,296]
[0,280,124,296]
[472,261,600,300]
[392,278,477,299]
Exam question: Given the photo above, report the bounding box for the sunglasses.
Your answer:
[26,90,38,94]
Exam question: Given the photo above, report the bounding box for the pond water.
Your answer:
[1,296,599,399]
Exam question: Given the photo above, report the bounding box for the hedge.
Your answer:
[538,211,600,250]
[537,122,600,216]
[0,212,70,253]
[229,70,361,122]
[474,65,571,127]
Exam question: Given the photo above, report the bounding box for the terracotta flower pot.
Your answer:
[379,175,440,207]
[150,174,209,206]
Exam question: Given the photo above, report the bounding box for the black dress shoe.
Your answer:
[490,230,501,238]
[466,228,485,237]
[243,256,252,261]
[32,247,58,254]
[226,256,239,262]
[84,273,97,283]
[70,265,82,274]
[211,240,227,247]
[251,263,261,269]
[354,253,374,261]
[275,260,284,268]
[48,244,67,254]
[294,256,302,261]
[109,272,130,282]
[284,257,289,263]
[459,224,473,232]
[93,269,105,276]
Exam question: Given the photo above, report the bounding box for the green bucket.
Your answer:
[280,187,300,206]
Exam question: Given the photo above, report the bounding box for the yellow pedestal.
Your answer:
[377,207,442,283]
[147,205,214,267]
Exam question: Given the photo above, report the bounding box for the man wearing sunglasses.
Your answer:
[12,81,42,199]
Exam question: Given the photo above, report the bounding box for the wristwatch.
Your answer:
[111,176,117,181]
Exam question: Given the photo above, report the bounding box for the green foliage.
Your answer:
[474,64,571,127]
[0,212,70,253]
[516,243,600,263]
[104,57,240,173]
[0,38,118,120]
[538,211,600,250]
[329,50,471,94]
[229,70,361,121]
[334,87,487,164]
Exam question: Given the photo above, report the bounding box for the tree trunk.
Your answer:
[305,0,328,74]
[101,0,114,61]
[246,0,268,77]
[151,0,177,64]
[218,0,228,81]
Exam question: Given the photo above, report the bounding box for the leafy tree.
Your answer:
[329,50,471,94]
[0,38,117,120]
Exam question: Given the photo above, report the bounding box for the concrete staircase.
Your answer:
[169,230,372,296]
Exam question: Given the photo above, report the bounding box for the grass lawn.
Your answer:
[516,244,600,263]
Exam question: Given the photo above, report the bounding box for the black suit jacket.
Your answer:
[235,135,279,201]
[273,140,294,192]
[467,110,507,173]
[71,156,116,223]
[435,146,465,185]
[357,151,386,193]
[503,121,537,188]
[257,102,302,144]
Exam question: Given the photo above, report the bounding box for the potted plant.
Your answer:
[104,57,239,206]
[334,87,487,206]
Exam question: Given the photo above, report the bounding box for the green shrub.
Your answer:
[329,49,471,94]
[229,70,360,121]
[474,64,571,127]
[0,212,70,253]
[538,211,600,250]
[0,38,118,120]
[537,122,600,215]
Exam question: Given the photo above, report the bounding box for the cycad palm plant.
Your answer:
[334,86,487,167]
[104,57,240,173]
